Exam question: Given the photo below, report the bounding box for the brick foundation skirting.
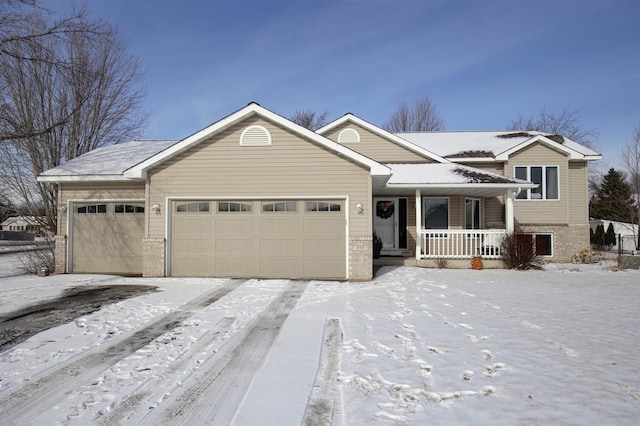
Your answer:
[143,238,166,277]
[349,236,373,281]
[54,235,67,274]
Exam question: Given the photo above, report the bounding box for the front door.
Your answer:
[374,198,401,255]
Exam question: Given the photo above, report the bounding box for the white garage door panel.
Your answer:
[171,199,346,279]
[72,202,144,275]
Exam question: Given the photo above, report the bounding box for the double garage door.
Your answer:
[171,199,347,280]
[72,202,144,275]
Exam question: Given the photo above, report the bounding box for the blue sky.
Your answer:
[45,0,639,168]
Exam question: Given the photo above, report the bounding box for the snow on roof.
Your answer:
[0,216,42,226]
[38,140,178,181]
[386,163,533,186]
[396,131,601,160]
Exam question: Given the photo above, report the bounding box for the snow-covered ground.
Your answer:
[0,255,639,425]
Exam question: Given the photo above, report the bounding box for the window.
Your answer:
[240,125,272,146]
[77,204,107,214]
[262,201,297,212]
[218,202,252,212]
[306,201,341,212]
[519,233,553,256]
[515,166,559,200]
[115,204,144,213]
[424,197,449,229]
[176,202,210,213]
[338,128,360,143]
[534,233,553,256]
[465,198,481,230]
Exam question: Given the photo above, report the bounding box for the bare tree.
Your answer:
[383,95,445,132]
[620,123,640,249]
[1,0,105,142]
[290,109,330,131]
[0,9,147,236]
[507,107,598,148]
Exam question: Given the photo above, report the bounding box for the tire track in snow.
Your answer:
[141,280,309,425]
[97,316,237,425]
[0,279,242,423]
[303,317,344,426]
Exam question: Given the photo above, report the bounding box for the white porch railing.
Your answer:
[419,229,507,259]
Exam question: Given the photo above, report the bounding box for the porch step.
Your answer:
[373,257,417,267]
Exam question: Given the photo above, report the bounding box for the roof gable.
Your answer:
[317,114,449,164]
[125,103,391,179]
[397,131,601,162]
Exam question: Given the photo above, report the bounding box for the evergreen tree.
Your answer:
[589,168,636,222]
[604,223,617,248]
[594,224,605,249]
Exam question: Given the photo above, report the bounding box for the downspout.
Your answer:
[415,188,422,259]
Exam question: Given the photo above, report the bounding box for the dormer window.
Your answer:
[338,128,360,143]
[240,125,272,146]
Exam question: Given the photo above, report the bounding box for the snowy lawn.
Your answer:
[0,258,638,425]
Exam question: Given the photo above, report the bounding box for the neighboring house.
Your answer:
[38,103,601,280]
[589,219,639,252]
[0,216,45,234]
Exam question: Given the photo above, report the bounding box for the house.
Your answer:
[38,103,601,280]
[0,216,46,235]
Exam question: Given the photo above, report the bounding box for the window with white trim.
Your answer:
[77,204,107,214]
[465,198,481,230]
[423,197,449,229]
[305,201,341,212]
[338,128,360,143]
[515,166,559,200]
[218,202,252,212]
[262,201,297,212]
[176,202,210,213]
[240,125,272,146]
[115,204,145,213]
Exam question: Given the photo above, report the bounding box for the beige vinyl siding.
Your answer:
[506,143,569,224]
[147,116,371,240]
[58,182,145,236]
[450,162,506,226]
[568,161,589,224]
[324,122,432,163]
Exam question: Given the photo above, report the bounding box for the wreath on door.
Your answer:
[376,201,394,219]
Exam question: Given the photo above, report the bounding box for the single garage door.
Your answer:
[171,199,346,279]
[72,202,145,275]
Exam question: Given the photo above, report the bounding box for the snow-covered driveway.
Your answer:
[0,261,638,425]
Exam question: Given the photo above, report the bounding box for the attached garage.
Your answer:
[170,199,346,280]
[71,202,145,275]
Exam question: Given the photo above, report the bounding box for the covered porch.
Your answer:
[376,163,536,262]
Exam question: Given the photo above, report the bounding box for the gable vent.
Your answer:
[240,125,272,146]
[338,128,360,143]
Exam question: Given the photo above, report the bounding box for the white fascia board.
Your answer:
[37,174,137,183]
[386,182,537,190]
[124,103,391,179]
[318,114,450,164]
[447,157,497,163]
[495,135,583,161]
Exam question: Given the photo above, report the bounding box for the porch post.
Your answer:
[415,189,422,259]
[505,189,515,233]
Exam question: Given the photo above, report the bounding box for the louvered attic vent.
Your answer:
[240,125,272,146]
[338,128,360,143]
